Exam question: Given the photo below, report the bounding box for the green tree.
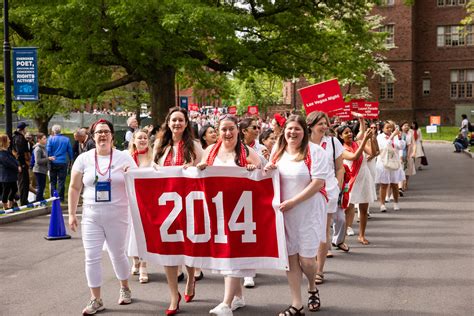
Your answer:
[3,0,387,127]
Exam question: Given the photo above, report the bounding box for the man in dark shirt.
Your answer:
[12,122,31,205]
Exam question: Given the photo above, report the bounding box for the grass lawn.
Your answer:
[421,126,460,142]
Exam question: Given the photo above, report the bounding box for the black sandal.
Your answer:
[308,289,320,312]
[334,242,350,252]
[279,305,305,316]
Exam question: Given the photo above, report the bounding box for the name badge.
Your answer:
[95,181,111,202]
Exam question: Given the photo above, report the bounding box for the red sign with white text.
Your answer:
[298,79,344,114]
[228,106,237,115]
[247,106,258,115]
[328,102,352,121]
[124,167,288,271]
[355,101,379,119]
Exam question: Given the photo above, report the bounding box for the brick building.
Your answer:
[284,0,474,126]
[369,0,474,126]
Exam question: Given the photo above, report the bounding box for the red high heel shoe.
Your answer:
[184,279,196,303]
[165,293,181,315]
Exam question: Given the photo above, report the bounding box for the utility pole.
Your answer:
[3,0,12,139]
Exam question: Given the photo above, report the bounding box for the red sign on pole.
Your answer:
[355,101,379,119]
[247,106,259,115]
[228,106,237,115]
[298,79,344,114]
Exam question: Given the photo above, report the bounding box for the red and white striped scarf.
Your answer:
[207,140,248,167]
[163,140,185,166]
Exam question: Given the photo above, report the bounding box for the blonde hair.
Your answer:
[0,134,9,150]
[128,129,153,163]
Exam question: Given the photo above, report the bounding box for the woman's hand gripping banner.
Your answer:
[124,166,288,271]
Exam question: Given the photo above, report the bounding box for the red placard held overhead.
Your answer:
[328,102,352,121]
[298,79,344,114]
[189,103,199,112]
[356,101,379,119]
[247,106,259,115]
[228,106,237,115]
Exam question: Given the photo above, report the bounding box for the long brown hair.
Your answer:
[154,107,196,164]
[306,111,329,133]
[218,115,248,166]
[273,115,309,162]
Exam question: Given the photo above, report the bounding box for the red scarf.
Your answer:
[413,129,418,141]
[343,141,363,196]
[132,148,148,166]
[273,145,328,201]
[163,140,185,166]
[340,164,352,210]
[207,140,248,167]
[248,140,256,149]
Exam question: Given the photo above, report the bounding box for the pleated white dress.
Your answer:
[344,152,377,205]
[375,134,406,184]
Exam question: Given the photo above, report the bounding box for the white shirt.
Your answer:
[72,149,137,207]
[319,136,343,199]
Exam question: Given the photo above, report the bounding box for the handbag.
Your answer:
[420,144,428,166]
[380,145,401,170]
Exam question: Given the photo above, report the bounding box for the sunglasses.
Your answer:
[248,125,260,130]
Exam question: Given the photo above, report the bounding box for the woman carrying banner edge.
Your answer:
[153,107,203,315]
[197,114,261,316]
[265,115,329,316]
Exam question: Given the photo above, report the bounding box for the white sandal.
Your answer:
[139,266,149,283]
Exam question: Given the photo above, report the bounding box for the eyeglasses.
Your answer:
[94,130,111,135]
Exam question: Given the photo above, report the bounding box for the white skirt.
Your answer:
[375,161,405,184]
[349,165,377,205]
[212,269,255,278]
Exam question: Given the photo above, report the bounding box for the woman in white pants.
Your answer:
[68,119,137,315]
[306,112,344,285]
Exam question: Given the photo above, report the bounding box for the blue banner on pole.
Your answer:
[13,47,39,101]
[180,96,188,110]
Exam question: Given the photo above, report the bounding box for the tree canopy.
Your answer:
[3,0,387,126]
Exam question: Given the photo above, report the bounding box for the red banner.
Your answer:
[355,101,379,119]
[124,167,288,270]
[247,105,259,115]
[298,79,344,114]
[228,106,237,115]
[189,103,199,112]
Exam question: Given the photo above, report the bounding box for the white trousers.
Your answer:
[81,204,130,288]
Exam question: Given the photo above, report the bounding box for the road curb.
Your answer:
[462,149,473,158]
[423,140,451,144]
[0,206,51,225]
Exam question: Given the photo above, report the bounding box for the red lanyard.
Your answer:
[95,149,113,178]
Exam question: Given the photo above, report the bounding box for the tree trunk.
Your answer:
[34,116,51,135]
[147,66,176,127]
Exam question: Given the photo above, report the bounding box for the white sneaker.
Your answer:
[82,298,105,315]
[243,277,255,288]
[231,296,246,311]
[210,303,233,315]
[118,287,132,305]
[346,227,355,236]
[380,205,387,212]
[393,203,400,211]
[367,211,371,219]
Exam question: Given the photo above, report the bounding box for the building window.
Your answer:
[437,25,473,47]
[380,0,395,6]
[450,69,474,99]
[438,0,466,6]
[380,76,394,100]
[423,79,431,96]
[378,24,395,48]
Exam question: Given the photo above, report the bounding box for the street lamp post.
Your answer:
[291,77,299,112]
[3,0,12,139]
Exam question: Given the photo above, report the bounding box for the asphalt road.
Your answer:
[1,142,473,316]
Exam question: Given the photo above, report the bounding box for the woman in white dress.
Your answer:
[126,129,153,283]
[197,114,260,316]
[259,129,277,161]
[306,111,345,285]
[336,123,376,245]
[153,107,203,315]
[265,115,329,316]
[399,122,416,192]
[411,121,424,170]
[376,121,405,212]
